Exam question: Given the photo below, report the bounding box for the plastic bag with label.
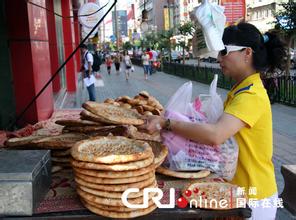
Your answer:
[191,0,226,58]
[162,75,238,180]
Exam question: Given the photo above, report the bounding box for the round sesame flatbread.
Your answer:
[82,102,144,125]
[74,171,154,185]
[148,141,168,167]
[156,166,211,179]
[81,200,157,218]
[55,119,103,127]
[31,133,89,149]
[75,175,155,192]
[71,156,154,171]
[77,188,157,207]
[182,182,245,210]
[71,136,153,164]
[81,197,155,212]
[5,135,46,148]
[78,181,157,199]
[72,163,155,179]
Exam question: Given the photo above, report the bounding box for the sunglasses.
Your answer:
[219,45,248,57]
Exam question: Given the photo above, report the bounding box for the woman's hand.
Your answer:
[139,115,166,134]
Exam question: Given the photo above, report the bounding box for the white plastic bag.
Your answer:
[191,0,226,58]
[162,75,238,180]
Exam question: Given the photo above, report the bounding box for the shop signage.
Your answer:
[78,2,103,28]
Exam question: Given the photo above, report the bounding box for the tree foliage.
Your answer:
[273,1,296,72]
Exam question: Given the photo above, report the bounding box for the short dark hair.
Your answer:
[79,44,88,49]
[222,22,287,73]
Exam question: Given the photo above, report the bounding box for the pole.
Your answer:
[114,4,120,49]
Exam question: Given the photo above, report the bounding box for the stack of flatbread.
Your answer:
[103,91,164,116]
[59,101,162,143]
[4,133,89,170]
[71,136,158,218]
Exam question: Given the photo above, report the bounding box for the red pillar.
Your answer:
[74,16,81,72]
[62,0,77,92]
[46,0,61,93]
[6,0,54,126]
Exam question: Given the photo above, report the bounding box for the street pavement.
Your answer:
[57,64,296,219]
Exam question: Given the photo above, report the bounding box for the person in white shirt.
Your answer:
[142,53,150,80]
[80,44,96,101]
[123,51,132,81]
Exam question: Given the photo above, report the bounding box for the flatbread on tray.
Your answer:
[77,187,156,207]
[156,166,211,179]
[81,200,157,218]
[31,133,89,149]
[4,135,46,148]
[81,196,155,212]
[147,141,168,168]
[75,175,155,192]
[63,125,127,136]
[70,156,154,171]
[55,119,103,127]
[71,136,153,164]
[72,163,155,179]
[182,181,246,210]
[77,181,157,199]
[82,102,144,125]
[74,171,155,185]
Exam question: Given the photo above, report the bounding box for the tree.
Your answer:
[273,1,296,74]
[122,41,133,51]
[158,29,174,62]
[177,22,196,64]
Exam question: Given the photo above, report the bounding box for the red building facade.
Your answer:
[2,0,86,128]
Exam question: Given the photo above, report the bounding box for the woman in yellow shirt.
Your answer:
[141,23,287,220]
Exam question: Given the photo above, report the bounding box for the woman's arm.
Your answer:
[142,113,246,146]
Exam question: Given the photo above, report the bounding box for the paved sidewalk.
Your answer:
[57,64,296,219]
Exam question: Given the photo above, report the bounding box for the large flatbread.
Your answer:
[75,175,155,192]
[74,171,154,184]
[156,166,211,179]
[183,182,246,210]
[80,110,119,125]
[71,136,153,164]
[5,135,46,147]
[82,197,155,212]
[77,187,156,207]
[82,102,144,125]
[72,163,155,179]
[55,119,103,127]
[148,141,168,167]
[82,200,157,218]
[70,156,154,171]
[64,125,127,136]
[78,181,157,199]
[32,133,89,149]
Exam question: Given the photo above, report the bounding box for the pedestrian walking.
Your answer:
[142,52,150,80]
[80,44,96,101]
[140,22,287,220]
[105,55,112,75]
[114,52,121,75]
[146,48,153,75]
[123,51,132,81]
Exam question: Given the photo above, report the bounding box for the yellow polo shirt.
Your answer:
[224,73,277,199]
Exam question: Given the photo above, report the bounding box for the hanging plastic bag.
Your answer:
[191,0,226,58]
[162,75,238,180]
